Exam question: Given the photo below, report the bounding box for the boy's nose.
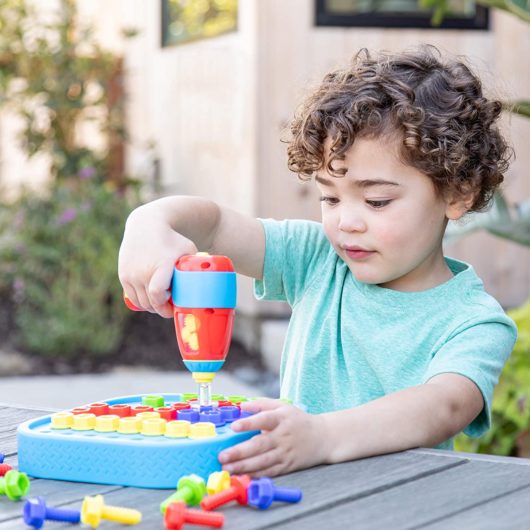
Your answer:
[338,211,367,233]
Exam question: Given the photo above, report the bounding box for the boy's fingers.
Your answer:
[240,398,285,414]
[219,434,273,465]
[148,266,173,318]
[222,447,284,476]
[231,409,281,433]
[123,283,144,310]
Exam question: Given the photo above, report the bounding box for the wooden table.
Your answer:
[2,402,530,529]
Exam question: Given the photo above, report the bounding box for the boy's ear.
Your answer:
[445,191,475,220]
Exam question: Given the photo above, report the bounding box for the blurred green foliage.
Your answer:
[0,0,137,185]
[0,0,139,358]
[163,0,237,46]
[0,176,138,357]
[455,300,530,455]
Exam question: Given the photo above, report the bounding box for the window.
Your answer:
[161,0,238,47]
[315,0,489,30]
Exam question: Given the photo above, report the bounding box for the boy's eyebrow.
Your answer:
[315,175,400,188]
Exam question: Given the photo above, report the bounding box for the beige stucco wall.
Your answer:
[2,1,529,312]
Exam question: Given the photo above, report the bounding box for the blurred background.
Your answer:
[0,0,529,455]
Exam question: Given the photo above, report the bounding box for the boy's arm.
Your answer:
[219,373,484,477]
[320,373,484,463]
[119,196,265,316]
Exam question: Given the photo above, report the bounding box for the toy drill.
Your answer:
[124,253,236,407]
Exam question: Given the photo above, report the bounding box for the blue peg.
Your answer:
[0,453,4,463]
[247,477,302,510]
[23,496,81,529]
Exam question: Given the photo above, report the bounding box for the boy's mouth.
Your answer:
[343,246,375,260]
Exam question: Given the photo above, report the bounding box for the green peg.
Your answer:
[160,474,206,514]
[0,470,30,501]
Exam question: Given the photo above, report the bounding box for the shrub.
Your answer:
[455,299,530,455]
[0,171,137,357]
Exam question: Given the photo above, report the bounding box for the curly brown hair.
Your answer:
[287,45,513,212]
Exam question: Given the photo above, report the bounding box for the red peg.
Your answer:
[108,404,131,418]
[200,475,251,511]
[171,403,191,411]
[130,405,154,415]
[157,407,177,421]
[88,403,109,416]
[70,407,90,415]
[165,501,224,530]
[0,464,13,477]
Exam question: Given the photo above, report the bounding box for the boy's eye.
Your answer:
[366,199,392,209]
[319,196,339,205]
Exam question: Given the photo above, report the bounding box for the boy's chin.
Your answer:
[345,266,387,286]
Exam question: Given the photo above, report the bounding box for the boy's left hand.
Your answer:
[218,398,326,477]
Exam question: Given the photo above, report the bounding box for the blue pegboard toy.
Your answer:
[17,393,258,489]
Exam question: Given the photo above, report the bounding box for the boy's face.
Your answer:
[316,135,461,291]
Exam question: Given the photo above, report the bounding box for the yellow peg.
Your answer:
[207,470,231,495]
[81,495,142,528]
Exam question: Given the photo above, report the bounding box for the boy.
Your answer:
[118,46,517,477]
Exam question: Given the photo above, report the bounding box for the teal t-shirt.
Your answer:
[254,219,517,447]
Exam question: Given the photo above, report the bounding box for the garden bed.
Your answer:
[0,297,264,377]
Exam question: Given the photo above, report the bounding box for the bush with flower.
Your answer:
[0,1,141,358]
[0,167,138,357]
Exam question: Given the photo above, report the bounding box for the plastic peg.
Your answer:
[130,405,154,415]
[160,474,206,514]
[199,410,224,427]
[164,500,224,530]
[71,413,96,431]
[227,395,247,404]
[23,496,81,529]
[94,415,120,433]
[81,495,141,528]
[206,471,231,495]
[136,411,161,422]
[51,412,74,429]
[165,420,191,438]
[200,475,251,511]
[141,418,167,436]
[0,463,13,477]
[157,407,177,421]
[107,404,131,417]
[117,416,141,434]
[220,406,240,423]
[143,395,165,408]
[0,470,30,501]
[0,452,4,463]
[87,403,109,416]
[177,409,200,423]
[171,402,191,412]
[70,407,91,415]
[247,477,302,510]
[188,422,217,439]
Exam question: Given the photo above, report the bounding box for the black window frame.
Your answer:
[315,0,489,30]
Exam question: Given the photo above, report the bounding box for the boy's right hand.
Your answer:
[118,206,198,318]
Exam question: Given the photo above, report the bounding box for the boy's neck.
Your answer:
[378,250,454,293]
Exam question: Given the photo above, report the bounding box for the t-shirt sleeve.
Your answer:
[254,218,332,306]
[423,318,517,438]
